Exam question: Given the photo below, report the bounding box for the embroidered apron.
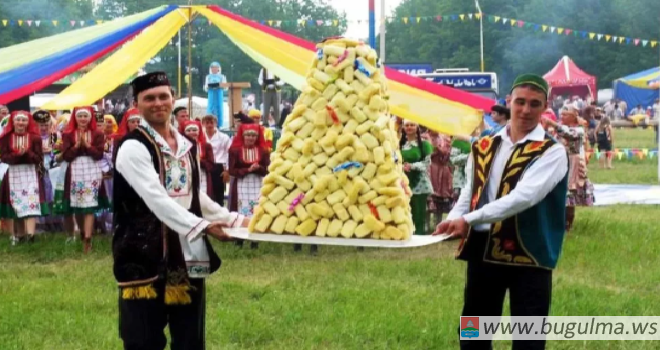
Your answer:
[9,164,41,217]
[70,156,102,208]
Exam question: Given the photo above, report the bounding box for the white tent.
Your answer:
[174,96,230,128]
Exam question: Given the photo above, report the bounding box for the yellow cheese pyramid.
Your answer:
[248,38,414,240]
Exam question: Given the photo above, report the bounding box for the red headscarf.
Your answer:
[229,123,266,150]
[63,106,97,134]
[0,110,39,140]
[114,108,141,139]
[179,119,209,157]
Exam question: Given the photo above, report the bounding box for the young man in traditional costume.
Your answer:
[435,74,569,350]
[0,111,48,244]
[113,72,248,350]
[33,110,59,232]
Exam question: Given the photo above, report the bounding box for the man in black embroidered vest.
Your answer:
[113,71,248,350]
[435,74,569,350]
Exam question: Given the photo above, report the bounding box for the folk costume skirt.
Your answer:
[0,164,49,219]
[54,156,110,215]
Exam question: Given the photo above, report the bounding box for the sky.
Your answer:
[330,0,404,39]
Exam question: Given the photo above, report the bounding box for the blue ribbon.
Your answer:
[333,162,363,173]
[354,60,371,77]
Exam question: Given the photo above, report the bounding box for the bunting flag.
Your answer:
[3,13,658,50]
[0,6,175,105]
[197,5,492,136]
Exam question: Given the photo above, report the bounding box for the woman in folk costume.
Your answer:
[179,120,215,199]
[0,111,49,244]
[543,108,594,231]
[247,108,273,152]
[96,114,118,234]
[228,123,270,248]
[112,108,142,159]
[204,61,228,125]
[54,106,109,253]
[400,120,434,235]
[425,130,454,214]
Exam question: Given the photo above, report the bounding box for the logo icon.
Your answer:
[461,317,480,338]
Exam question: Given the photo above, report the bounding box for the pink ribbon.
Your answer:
[288,193,305,212]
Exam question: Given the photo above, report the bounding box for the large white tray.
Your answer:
[225,227,453,248]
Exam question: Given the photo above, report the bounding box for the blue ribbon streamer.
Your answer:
[333,161,363,173]
[0,5,177,95]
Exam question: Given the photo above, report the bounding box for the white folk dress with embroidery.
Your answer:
[70,131,103,208]
[237,147,263,217]
[116,120,244,279]
[8,135,41,217]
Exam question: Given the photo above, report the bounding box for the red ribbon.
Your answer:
[326,105,340,124]
[368,202,379,220]
[333,49,349,67]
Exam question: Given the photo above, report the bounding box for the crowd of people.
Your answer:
[0,98,279,253]
[1,82,625,250]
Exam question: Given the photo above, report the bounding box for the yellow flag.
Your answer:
[652,41,658,48]
[605,35,611,41]
[542,25,548,32]
[333,19,338,26]
[589,32,595,39]
[52,20,58,26]
[299,19,305,27]
[510,19,516,26]
[557,28,564,34]
[643,149,649,156]
[416,17,421,23]
[403,17,408,24]
[619,37,624,43]
[96,20,103,25]
[459,14,465,21]
[1,20,7,27]
[268,20,273,26]
[18,20,23,26]
[494,16,501,22]
[475,13,481,20]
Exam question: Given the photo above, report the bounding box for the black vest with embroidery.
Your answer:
[456,133,568,269]
[112,127,221,291]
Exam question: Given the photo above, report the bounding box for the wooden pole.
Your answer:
[187,6,193,115]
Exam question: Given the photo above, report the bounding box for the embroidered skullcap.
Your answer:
[511,74,549,97]
[130,71,171,98]
[33,110,51,123]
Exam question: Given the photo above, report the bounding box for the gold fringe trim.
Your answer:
[121,284,158,300]
[165,285,192,305]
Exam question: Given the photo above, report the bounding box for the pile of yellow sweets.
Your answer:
[248,38,414,240]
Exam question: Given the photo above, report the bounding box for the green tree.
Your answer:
[383,0,660,92]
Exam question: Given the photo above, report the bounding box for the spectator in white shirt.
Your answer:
[202,114,231,207]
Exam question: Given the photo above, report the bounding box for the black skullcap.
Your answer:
[33,110,51,123]
[173,106,188,116]
[130,71,171,98]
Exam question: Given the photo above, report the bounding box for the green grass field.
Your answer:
[0,129,658,350]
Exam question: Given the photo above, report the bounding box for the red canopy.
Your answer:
[543,56,597,100]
